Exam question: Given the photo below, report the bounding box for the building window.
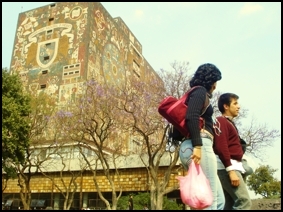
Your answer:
[133,70,140,78]
[133,48,141,59]
[40,84,46,89]
[32,149,47,161]
[133,60,140,77]
[44,56,49,61]
[62,64,81,80]
[42,70,48,74]
[133,60,140,68]
[46,30,53,35]
[49,17,54,25]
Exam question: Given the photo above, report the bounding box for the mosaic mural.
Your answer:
[10,2,155,106]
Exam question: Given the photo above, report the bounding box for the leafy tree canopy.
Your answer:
[247,165,281,199]
[2,68,31,167]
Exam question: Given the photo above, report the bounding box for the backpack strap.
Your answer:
[201,93,210,116]
[184,86,210,116]
[184,86,210,134]
[224,116,246,153]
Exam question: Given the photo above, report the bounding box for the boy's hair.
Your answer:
[218,93,239,113]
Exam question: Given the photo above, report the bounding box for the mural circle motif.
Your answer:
[102,43,125,87]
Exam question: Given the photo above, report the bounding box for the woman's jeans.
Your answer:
[179,137,225,210]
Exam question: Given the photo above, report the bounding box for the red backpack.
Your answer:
[158,86,209,138]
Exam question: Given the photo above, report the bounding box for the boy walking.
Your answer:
[213,93,252,210]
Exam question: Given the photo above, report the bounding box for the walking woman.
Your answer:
[179,63,225,210]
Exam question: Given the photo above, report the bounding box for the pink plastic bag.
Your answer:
[176,161,213,209]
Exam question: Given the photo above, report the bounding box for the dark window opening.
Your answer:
[44,56,49,61]
[133,70,140,78]
[133,60,140,67]
[40,84,46,89]
[42,70,48,74]
[133,48,141,58]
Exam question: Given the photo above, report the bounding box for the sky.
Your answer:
[2,2,281,199]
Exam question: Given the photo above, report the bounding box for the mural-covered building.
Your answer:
[11,2,158,105]
[3,2,181,210]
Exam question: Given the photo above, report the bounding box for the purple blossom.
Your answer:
[56,110,73,118]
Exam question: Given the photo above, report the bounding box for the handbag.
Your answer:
[176,161,213,209]
[158,86,209,138]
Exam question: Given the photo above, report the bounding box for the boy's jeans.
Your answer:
[179,137,225,210]
[217,170,252,210]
